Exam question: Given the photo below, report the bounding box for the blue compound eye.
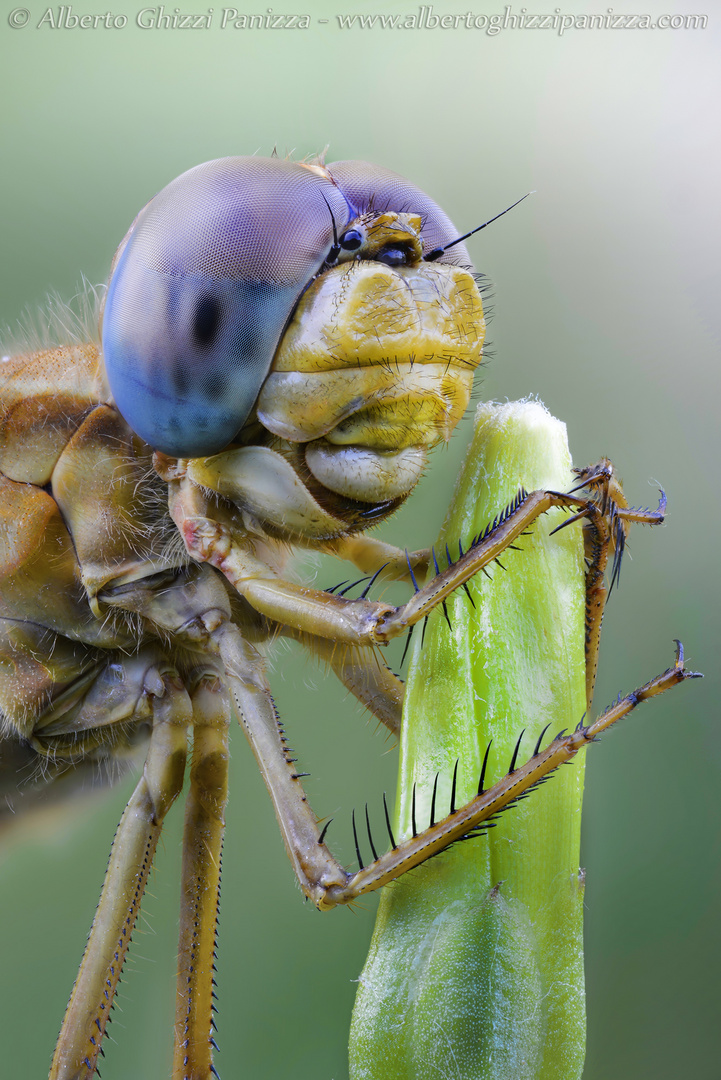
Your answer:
[102,157,350,458]
[102,155,468,460]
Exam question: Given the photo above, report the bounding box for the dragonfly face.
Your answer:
[102,156,484,465]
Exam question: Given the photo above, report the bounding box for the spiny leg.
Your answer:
[167,460,661,655]
[552,460,666,709]
[575,502,613,710]
[372,473,664,647]
[49,675,191,1080]
[320,642,700,907]
[174,674,230,1080]
[332,459,660,676]
[212,616,696,912]
[300,466,662,729]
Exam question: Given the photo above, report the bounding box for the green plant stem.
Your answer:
[349,400,588,1080]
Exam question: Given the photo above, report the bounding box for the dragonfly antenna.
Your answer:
[424,191,535,261]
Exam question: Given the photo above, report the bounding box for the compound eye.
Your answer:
[340,228,364,251]
[377,246,408,267]
[101,157,351,458]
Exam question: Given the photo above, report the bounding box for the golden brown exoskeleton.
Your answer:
[0,156,698,1080]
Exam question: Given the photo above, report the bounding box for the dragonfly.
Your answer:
[0,154,698,1079]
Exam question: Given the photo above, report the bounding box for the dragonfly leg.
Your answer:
[174,673,230,1080]
[212,618,697,912]
[49,672,190,1080]
[167,458,666,716]
[318,645,699,908]
[166,471,584,647]
[559,460,666,710]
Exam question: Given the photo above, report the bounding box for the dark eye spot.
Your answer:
[340,228,363,251]
[377,247,408,267]
[193,296,221,348]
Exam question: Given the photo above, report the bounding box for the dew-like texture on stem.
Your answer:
[350,400,587,1080]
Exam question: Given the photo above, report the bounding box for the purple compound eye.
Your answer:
[102,156,469,459]
[102,157,351,458]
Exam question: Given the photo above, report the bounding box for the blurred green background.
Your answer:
[0,1,718,1077]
